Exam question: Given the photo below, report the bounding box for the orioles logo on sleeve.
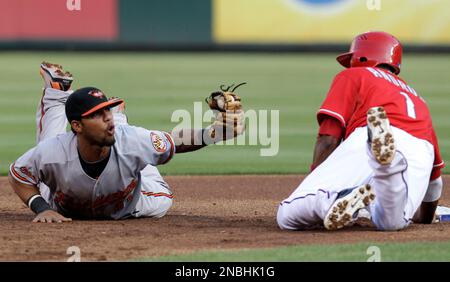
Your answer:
[151,132,167,153]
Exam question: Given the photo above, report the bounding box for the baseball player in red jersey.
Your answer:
[277,31,445,231]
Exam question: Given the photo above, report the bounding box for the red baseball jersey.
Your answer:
[317,67,444,179]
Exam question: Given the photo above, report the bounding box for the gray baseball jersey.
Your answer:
[10,124,175,219]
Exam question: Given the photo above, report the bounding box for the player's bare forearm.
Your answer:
[311,135,341,169]
[413,200,439,224]
[172,129,207,153]
[7,172,40,204]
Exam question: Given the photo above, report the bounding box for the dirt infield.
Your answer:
[1,175,449,261]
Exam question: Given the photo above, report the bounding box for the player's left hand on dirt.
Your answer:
[205,83,246,143]
[32,209,72,224]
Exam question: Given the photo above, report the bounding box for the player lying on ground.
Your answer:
[8,62,245,223]
[277,31,445,231]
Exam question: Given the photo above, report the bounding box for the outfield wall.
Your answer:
[1,0,450,51]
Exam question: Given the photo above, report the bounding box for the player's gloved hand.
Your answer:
[205,83,246,143]
[32,210,72,223]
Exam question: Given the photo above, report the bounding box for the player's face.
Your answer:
[80,107,116,147]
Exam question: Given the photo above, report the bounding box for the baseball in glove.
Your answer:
[204,83,246,143]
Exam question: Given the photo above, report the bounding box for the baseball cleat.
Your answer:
[367,106,396,165]
[40,61,73,91]
[324,184,375,230]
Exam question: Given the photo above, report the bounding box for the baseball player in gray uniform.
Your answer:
[8,62,244,223]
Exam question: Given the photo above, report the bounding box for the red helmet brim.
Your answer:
[336,52,352,68]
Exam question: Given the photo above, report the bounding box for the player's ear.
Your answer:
[70,120,83,134]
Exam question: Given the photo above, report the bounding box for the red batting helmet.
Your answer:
[337,31,403,75]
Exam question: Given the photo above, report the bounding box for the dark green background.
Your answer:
[119,0,212,45]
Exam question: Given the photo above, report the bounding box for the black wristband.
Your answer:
[29,196,52,214]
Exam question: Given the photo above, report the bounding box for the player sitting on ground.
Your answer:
[8,62,245,223]
[277,31,444,231]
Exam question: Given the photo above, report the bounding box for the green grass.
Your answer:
[139,241,450,262]
[0,52,448,175]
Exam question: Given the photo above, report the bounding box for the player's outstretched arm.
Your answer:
[171,87,245,154]
[8,173,72,223]
[171,117,244,153]
[171,128,208,153]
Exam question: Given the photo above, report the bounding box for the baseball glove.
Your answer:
[205,83,246,143]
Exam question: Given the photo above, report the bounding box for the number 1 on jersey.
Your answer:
[399,91,416,119]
